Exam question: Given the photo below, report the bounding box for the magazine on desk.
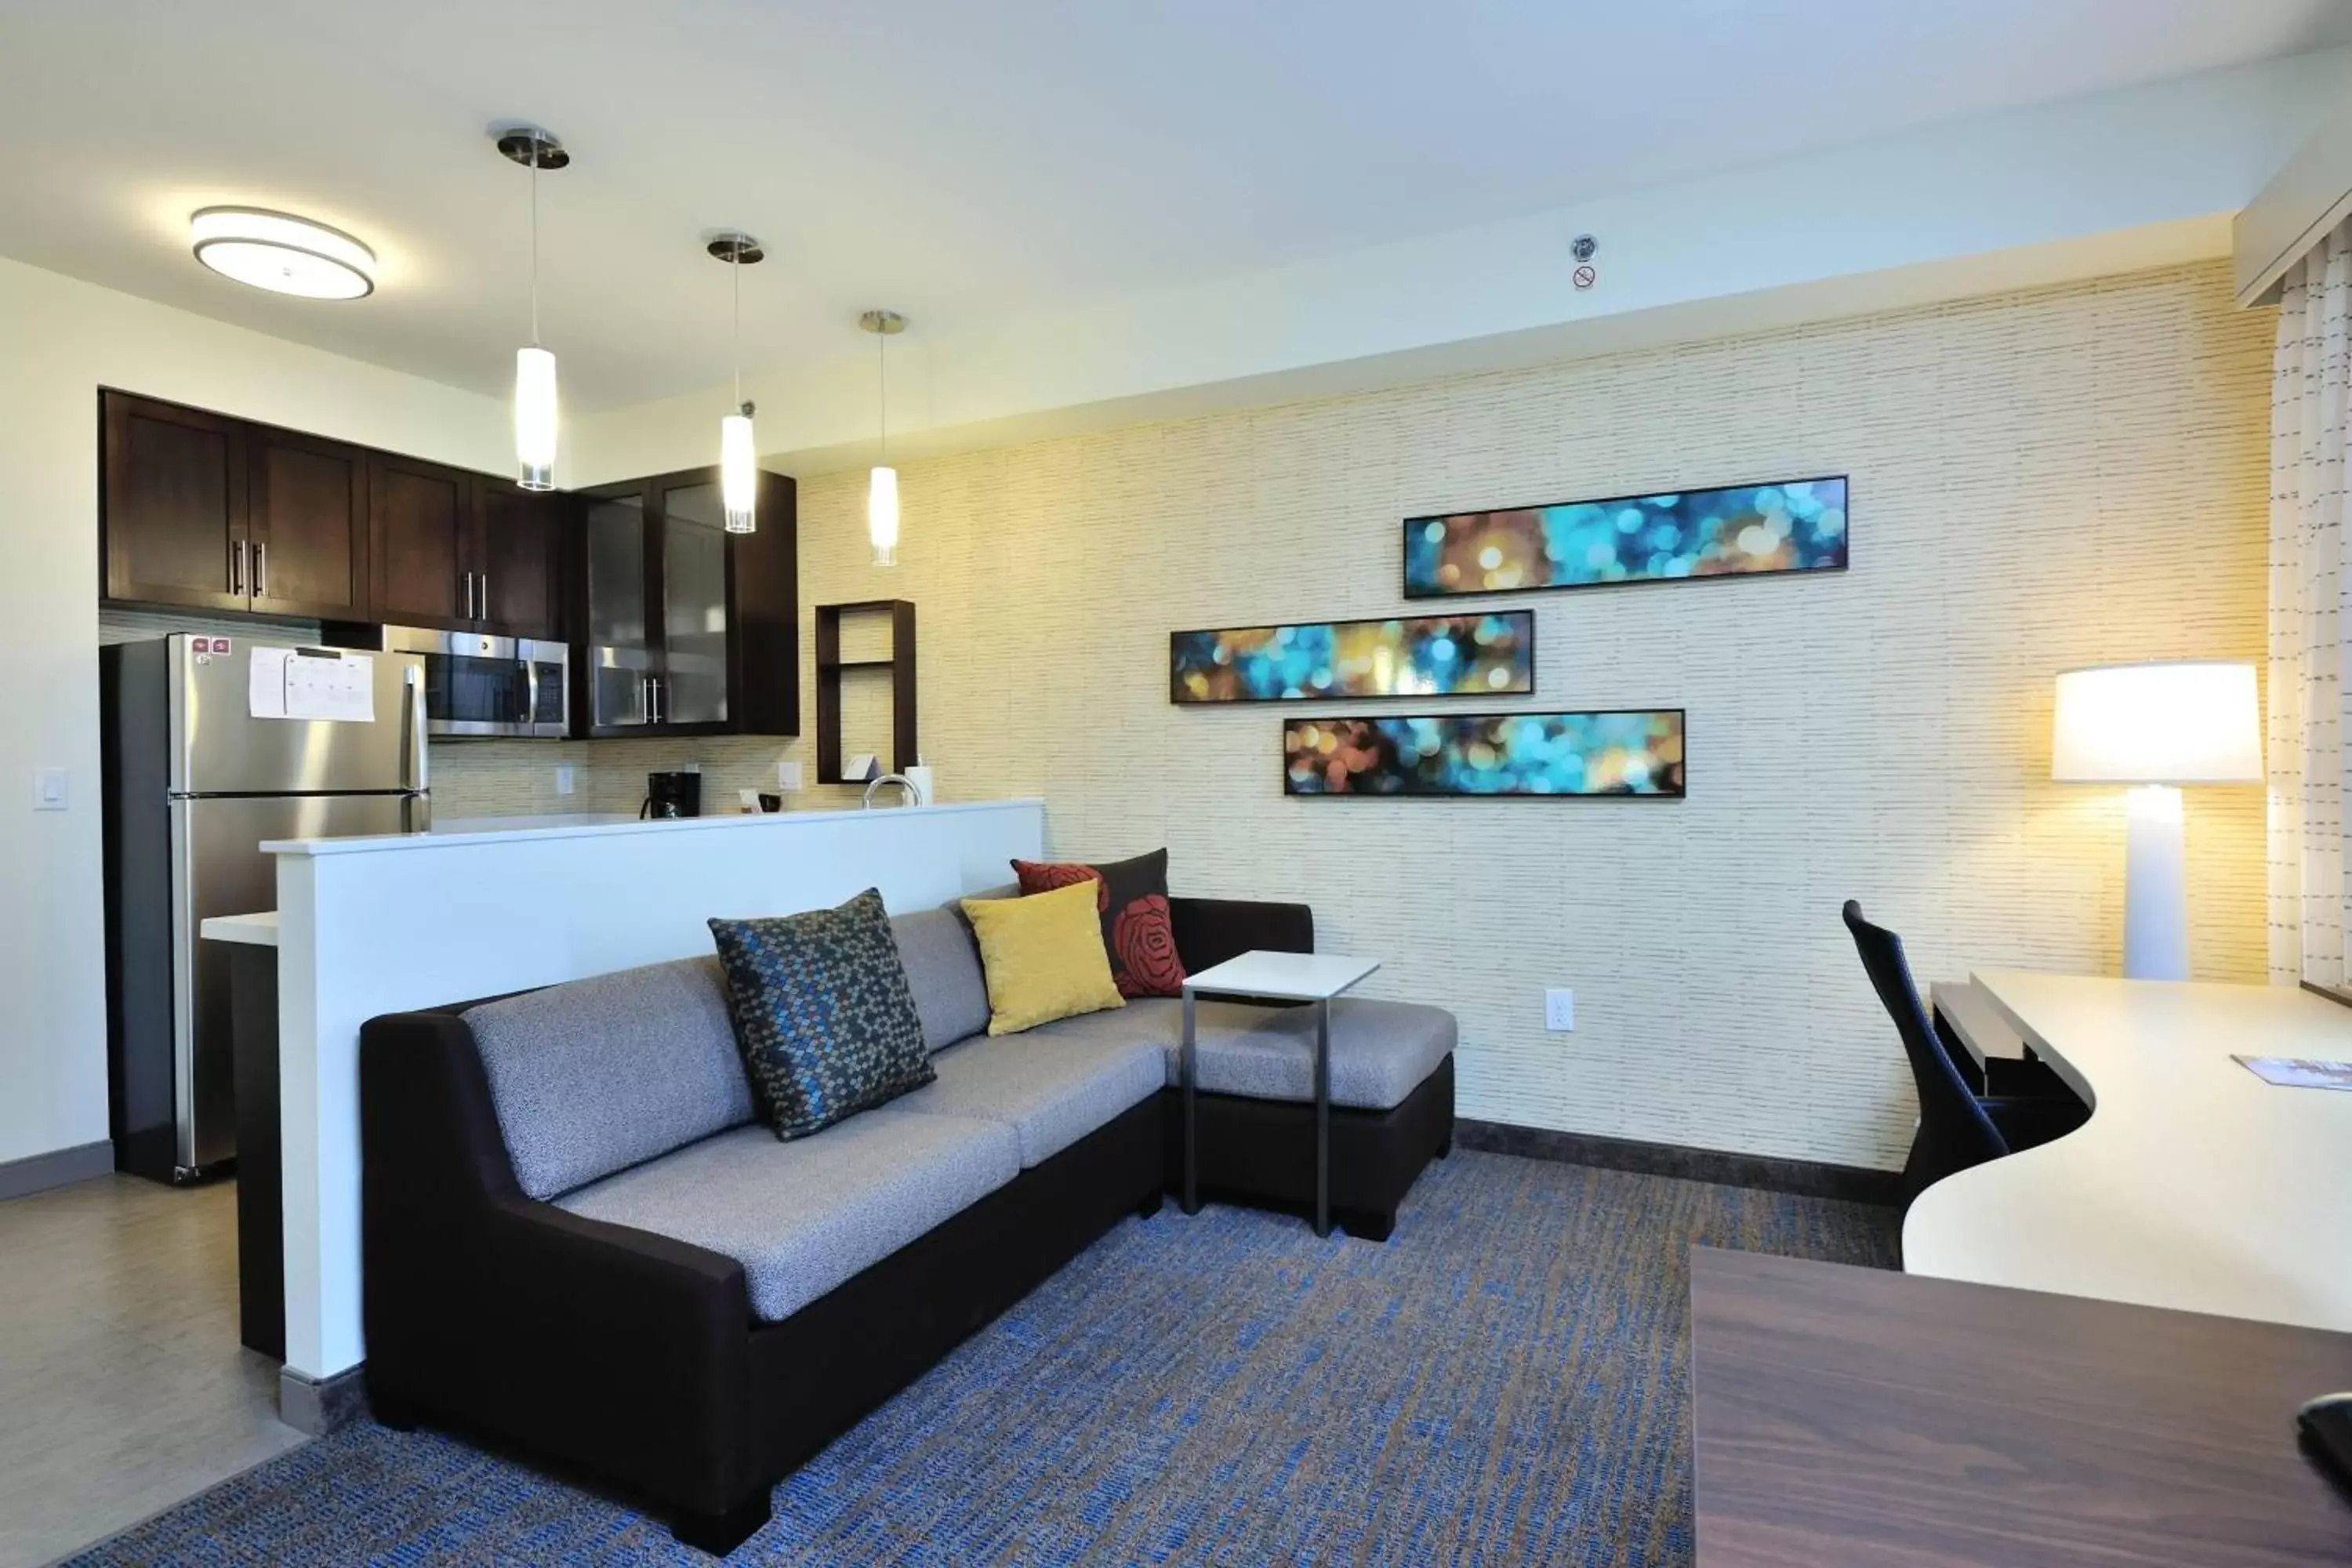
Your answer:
[2233,1055,2352,1091]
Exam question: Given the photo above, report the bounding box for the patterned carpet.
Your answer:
[71,1151,1898,1566]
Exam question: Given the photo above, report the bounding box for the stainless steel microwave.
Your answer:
[382,626,570,739]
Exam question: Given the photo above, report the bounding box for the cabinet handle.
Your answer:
[254,541,267,599]
[479,572,489,620]
[231,539,245,597]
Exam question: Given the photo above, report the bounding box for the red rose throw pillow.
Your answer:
[1011,849,1185,998]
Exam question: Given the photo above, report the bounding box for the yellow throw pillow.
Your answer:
[960,880,1126,1035]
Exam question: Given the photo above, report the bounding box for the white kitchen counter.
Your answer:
[198,911,279,947]
[261,798,1027,855]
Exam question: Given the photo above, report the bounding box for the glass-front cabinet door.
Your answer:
[658,481,731,727]
[583,491,657,730]
[575,469,739,735]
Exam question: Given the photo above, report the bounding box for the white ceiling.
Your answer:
[4,0,2349,412]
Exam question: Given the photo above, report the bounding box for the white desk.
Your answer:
[1904,970,2352,1332]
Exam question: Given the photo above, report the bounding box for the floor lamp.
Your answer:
[2051,662,2261,982]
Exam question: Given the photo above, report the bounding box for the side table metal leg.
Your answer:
[1315,996,1330,1238]
[1181,988,1199,1215]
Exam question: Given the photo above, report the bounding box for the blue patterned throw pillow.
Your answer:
[709,889,935,1141]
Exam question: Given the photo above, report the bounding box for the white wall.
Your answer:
[0,254,510,1171]
[775,260,2274,1172]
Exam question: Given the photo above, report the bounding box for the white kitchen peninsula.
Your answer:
[262,798,1043,1428]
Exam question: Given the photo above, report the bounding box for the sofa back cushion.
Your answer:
[466,956,757,1201]
[891,909,990,1051]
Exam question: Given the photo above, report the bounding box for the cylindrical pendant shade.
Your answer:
[720,412,757,533]
[869,465,899,566]
[514,345,558,491]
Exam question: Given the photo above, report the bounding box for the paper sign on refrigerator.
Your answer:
[247,648,291,718]
[282,651,376,722]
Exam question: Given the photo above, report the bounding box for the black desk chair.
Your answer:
[1843,901,2007,1206]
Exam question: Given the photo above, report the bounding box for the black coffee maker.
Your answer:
[641,771,702,819]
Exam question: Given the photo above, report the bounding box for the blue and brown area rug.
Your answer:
[71,1150,1897,1566]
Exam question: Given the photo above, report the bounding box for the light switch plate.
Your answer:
[777,759,804,792]
[31,768,67,811]
[1544,987,1574,1032]
[554,764,576,797]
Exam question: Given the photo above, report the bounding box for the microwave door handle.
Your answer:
[523,658,539,732]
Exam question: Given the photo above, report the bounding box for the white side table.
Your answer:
[1181,950,1380,1237]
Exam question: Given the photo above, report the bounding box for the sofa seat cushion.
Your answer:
[891,1031,1165,1167]
[553,1111,1021,1323]
[465,956,757,1202]
[1029,996,1454,1112]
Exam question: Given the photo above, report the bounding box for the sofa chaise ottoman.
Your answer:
[358,893,1452,1555]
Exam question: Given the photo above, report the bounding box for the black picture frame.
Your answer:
[1169,610,1537,705]
[1282,708,1686,799]
[1401,474,1850,601]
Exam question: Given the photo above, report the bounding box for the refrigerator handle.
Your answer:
[404,664,430,795]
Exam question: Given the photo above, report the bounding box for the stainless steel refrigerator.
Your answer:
[102,634,429,1182]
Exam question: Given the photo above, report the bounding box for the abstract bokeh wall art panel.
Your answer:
[1171,612,1534,703]
[1283,710,1685,797]
[1403,476,1848,597]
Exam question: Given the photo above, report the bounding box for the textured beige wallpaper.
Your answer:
[452,260,2274,1170]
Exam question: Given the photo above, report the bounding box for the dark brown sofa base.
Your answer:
[1169,1054,1455,1241]
[361,1006,1166,1557]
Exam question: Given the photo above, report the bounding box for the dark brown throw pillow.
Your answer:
[1011,849,1185,999]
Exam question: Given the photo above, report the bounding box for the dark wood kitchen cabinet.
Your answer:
[102,391,568,642]
[102,392,252,612]
[367,453,472,628]
[367,455,565,640]
[472,481,564,640]
[246,426,368,619]
[103,392,369,619]
[575,466,795,738]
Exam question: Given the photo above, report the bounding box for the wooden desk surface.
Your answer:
[1691,1248,2352,1567]
[1905,970,2352,1332]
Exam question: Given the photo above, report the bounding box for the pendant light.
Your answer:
[708,234,765,534]
[496,126,568,491]
[860,310,907,566]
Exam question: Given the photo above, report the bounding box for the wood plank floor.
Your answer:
[0,1174,304,1567]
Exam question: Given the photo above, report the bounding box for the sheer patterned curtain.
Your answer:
[2269,219,2352,988]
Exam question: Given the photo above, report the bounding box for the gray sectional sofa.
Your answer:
[358,894,1455,1555]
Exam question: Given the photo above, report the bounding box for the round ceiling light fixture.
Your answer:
[190,207,376,299]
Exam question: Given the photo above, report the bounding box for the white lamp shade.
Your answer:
[2052,661,2261,784]
[869,465,899,565]
[720,412,757,533]
[513,346,559,490]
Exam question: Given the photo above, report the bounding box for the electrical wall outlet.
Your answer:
[31,767,68,811]
[1544,987,1575,1032]
[777,759,804,792]
[554,764,576,797]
